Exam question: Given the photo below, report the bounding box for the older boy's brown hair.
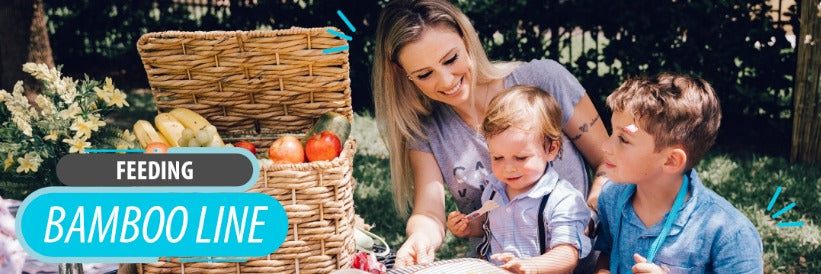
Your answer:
[482,85,563,156]
[607,73,722,170]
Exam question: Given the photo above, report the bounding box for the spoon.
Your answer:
[465,200,499,222]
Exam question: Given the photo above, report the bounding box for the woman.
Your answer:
[372,0,609,268]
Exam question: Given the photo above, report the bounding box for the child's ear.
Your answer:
[544,139,560,160]
[663,147,688,174]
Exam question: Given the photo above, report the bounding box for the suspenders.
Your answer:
[477,191,552,259]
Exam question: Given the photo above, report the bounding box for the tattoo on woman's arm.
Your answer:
[595,171,607,177]
[571,115,600,141]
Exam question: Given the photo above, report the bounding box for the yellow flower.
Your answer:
[4,152,15,171]
[63,136,91,153]
[70,116,92,139]
[44,130,59,141]
[104,77,115,91]
[121,129,136,144]
[115,141,130,152]
[16,152,42,173]
[94,86,111,101]
[107,90,129,108]
[87,114,106,132]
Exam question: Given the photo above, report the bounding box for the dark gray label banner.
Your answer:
[57,153,253,187]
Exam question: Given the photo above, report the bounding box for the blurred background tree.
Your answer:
[0,0,54,100]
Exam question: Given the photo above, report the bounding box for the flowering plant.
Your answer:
[0,63,136,198]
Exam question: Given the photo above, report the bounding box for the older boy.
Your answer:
[594,74,763,273]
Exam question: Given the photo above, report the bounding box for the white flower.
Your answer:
[15,152,42,173]
[63,136,91,153]
[22,63,61,89]
[54,77,78,104]
[59,103,82,120]
[35,95,56,117]
[12,116,32,137]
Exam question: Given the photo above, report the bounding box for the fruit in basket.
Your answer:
[144,142,170,154]
[268,136,305,164]
[155,113,186,146]
[302,112,351,145]
[234,141,256,155]
[305,131,342,162]
[170,108,209,131]
[133,120,169,149]
[169,108,225,146]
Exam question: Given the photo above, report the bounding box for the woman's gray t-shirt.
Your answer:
[407,59,590,216]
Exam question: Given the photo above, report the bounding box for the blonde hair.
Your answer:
[373,0,515,216]
[606,73,722,170]
[482,85,563,157]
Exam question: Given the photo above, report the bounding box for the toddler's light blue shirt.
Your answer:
[482,167,591,264]
[594,169,763,273]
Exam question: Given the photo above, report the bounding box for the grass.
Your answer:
[351,112,821,273]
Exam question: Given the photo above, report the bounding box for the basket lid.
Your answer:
[137,28,352,136]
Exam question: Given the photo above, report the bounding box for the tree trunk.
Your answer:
[790,0,821,165]
[0,0,54,99]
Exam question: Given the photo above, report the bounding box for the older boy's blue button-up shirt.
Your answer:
[594,169,763,273]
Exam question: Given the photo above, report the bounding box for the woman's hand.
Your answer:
[394,232,436,268]
[394,151,448,268]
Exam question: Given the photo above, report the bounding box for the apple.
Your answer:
[305,131,342,162]
[144,142,170,154]
[234,141,256,155]
[268,136,305,164]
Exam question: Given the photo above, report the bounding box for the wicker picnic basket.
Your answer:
[135,28,356,273]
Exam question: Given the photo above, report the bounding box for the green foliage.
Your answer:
[698,154,821,273]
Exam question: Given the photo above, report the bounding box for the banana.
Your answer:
[169,108,224,146]
[133,120,169,149]
[155,113,186,147]
[170,108,210,130]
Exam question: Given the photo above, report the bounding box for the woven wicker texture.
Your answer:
[137,28,352,136]
[136,28,355,274]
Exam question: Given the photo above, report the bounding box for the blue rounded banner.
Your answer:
[17,189,288,262]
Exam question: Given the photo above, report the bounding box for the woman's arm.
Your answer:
[393,150,448,267]
[564,94,609,209]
